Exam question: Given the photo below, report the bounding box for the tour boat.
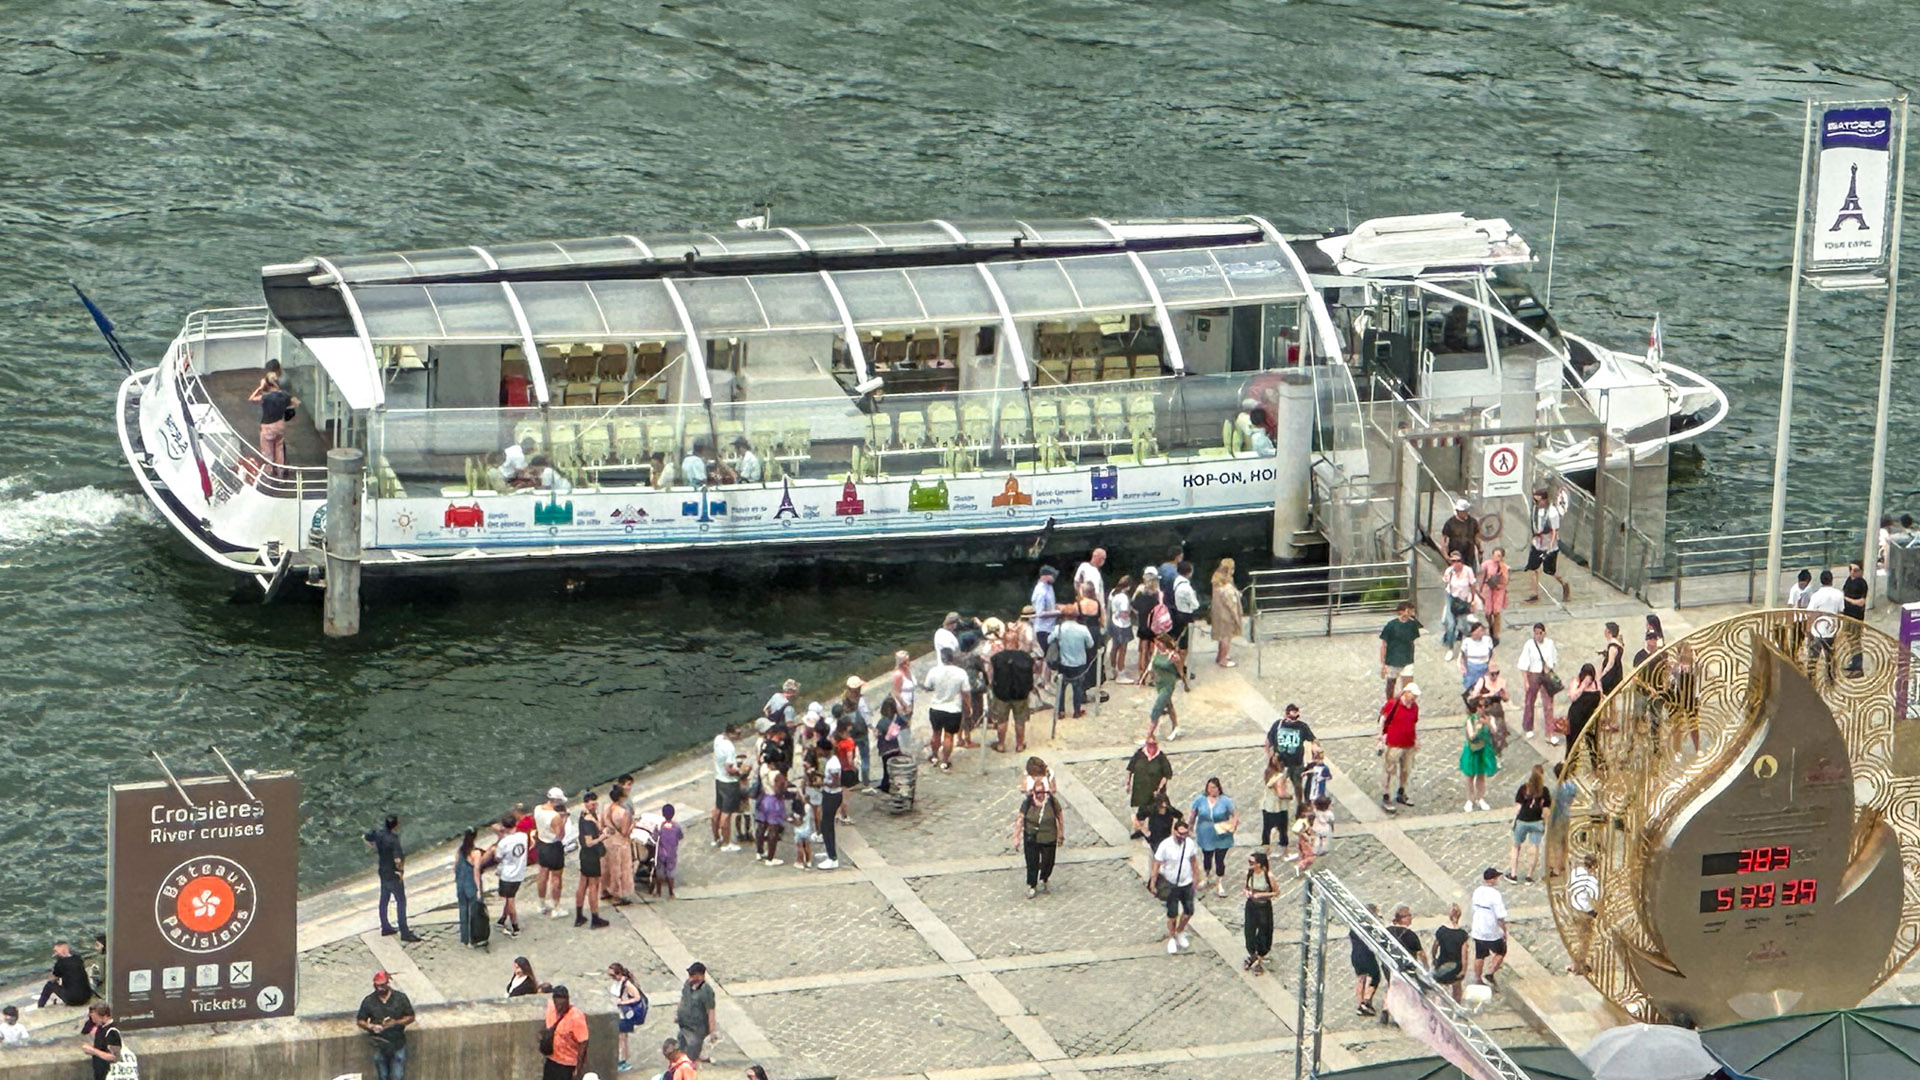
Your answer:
[104,212,1725,592]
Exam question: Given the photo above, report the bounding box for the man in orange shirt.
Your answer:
[661,1038,698,1079]
[541,985,590,1080]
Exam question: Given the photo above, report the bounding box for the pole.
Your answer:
[1765,102,1817,607]
[324,448,364,637]
[1864,96,1910,609]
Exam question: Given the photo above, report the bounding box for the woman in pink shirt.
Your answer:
[1478,548,1509,645]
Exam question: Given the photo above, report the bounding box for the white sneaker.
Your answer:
[1176,932,1191,950]
[721,844,742,852]
[816,858,839,870]
[1464,800,1476,812]
[765,858,784,866]
[1167,728,1180,741]
[1526,730,1538,739]
[1168,937,1179,954]
[1476,799,1490,812]
[710,839,721,849]
[1548,736,1563,746]
[550,908,566,919]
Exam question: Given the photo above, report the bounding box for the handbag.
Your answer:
[104,1032,137,1080]
[1541,668,1565,697]
[539,1005,568,1056]
[618,983,649,1026]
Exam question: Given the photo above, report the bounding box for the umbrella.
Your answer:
[1580,1023,1723,1080]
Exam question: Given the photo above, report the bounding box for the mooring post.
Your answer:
[1270,370,1314,559]
[323,448,364,637]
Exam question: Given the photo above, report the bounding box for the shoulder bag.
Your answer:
[539,1005,568,1057]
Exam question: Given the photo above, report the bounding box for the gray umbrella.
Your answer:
[1578,1023,1723,1080]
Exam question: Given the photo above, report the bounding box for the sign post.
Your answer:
[1766,96,1907,607]
[1480,441,1525,499]
[107,771,300,1030]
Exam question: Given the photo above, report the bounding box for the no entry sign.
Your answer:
[108,772,300,1030]
[1482,441,1525,498]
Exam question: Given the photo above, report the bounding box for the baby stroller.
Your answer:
[632,815,661,895]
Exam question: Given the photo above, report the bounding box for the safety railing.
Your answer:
[171,336,327,503]
[1673,527,1841,609]
[1549,465,1659,601]
[1246,560,1412,651]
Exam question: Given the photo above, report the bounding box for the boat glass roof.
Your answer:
[344,242,1306,344]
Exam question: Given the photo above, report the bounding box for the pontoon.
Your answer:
[106,212,1724,592]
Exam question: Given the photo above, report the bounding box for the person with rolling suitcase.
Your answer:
[454,828,489,949]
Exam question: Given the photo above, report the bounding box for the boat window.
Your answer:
[834,269,926,325]
[1260,303,1304,368]
[1420,290,1487,374]
[678,277,769,335]
[746,274,841,331]
[430,285,523,338]
[1216,248,1302,301]
[356,286,449,340]
[512,282,611,338]
[1137,249,1233,306]
[989,262,1082,317]
[402,248,495,277]
[325,253,419,283]
[1022,220,1121,244]
[947,220,1036,245]
[1030,314,1166,387]
[489,239,571,269]
[862,222,958,249]
[584,281,684,338]
[1061,255,1153,310]
[901,266,999,323]
[789,224,884,251]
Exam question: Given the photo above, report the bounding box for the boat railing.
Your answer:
[1672,528,1841,609]
[182,306,271,342]
[375,371,1279,492]
[167,340,327,504]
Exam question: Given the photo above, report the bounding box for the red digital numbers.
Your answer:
[1738,882,1776,908]
[1781,878,1818,906]
[1735,846,1792,874]
[1714,887,1734,912]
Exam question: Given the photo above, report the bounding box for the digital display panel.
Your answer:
[1699,878,1818,913]
[1699,845,1792,877]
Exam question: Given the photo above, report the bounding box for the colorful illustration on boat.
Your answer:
[773,479,800,520]
[1090,466,1118,502]
[908,479,950,512]
[681,489,727,524]
[835,479,866,517]
[991,476,1032,508]
[444,503,484,529]
[533,498,574,526]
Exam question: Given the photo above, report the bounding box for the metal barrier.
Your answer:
[1549,466,1659,602]
[1247,561,1413,655]
[1673,527,1841,608]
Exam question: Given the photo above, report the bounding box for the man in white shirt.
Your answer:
[500,437,537,488]
[1073,549,1107,621]
[1516,622,1560,743]
[934,613,962,659]
[731,437,762,484]
[681,441,710,487]
[532,789,569,919]
[710,725,744,853]
[492,813,529,936]
[1469,867,1509,987]
[1172,561,1200,650]
[1154,819,1203,954]
[924,649,971,772]
[1806,568,1847,673]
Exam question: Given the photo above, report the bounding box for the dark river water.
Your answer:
[1,0,1916,976]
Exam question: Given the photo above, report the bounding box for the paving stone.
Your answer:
[1508,916,1573,975]
[661,881,938,982]
[997,953,1277,1058]
[1399,821,1537,903]
[910,859,1162,958]
[1088,1051,1298,1080]
[405,900,674,1000]
[854,751,1111,866]
[738,977,1031,1078]
[297,936,385,1016]
[1320,732,1550,824]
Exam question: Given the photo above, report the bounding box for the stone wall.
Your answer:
[0,999,617,1080]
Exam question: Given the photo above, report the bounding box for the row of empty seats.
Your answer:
[507,343,673,407]
[508,418,813,471]
[1035,353,1165,386]
[873,392,1158,452]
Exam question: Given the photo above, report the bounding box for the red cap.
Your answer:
[372,970,390,984]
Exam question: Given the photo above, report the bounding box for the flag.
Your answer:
[173,346,214,499]
[72,283,135,374]
[1646,314,1665,369]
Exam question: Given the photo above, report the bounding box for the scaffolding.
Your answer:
[1294,869,1533,1080]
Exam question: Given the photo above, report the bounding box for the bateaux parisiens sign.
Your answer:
[108,772,299,1030]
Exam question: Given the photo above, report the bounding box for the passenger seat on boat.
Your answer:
[960,403,991,448]
[1094,396,1126,440]
[895,410,926,450]
[926,401,959,446]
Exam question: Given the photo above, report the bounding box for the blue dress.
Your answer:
[1190,795,1237,852]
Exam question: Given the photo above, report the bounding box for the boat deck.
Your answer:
[204,369,335,469]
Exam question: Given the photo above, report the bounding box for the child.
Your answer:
[653,804,682,898]
[792,770,818,871]
[1295,796,1334,872]
[1299,748,1333,816]
[755,774,789,866]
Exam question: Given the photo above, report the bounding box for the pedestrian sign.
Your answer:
[1482,442,1525,498]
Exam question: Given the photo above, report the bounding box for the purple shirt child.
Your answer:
[655,812,683,877]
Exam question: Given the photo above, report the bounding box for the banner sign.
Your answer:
[108,772,300,1030]
[1480,441,1525,499]
[1808,103,1896,275]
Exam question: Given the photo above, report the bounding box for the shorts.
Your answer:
[498,879,522,899]
[1151,687,1176,720]
[930,708,962,735]
[1136,623,1156,642]
[677,1029,707,1061]
[1352,953,1381,986]
[579,856,602,879]
[618,1013,640,1034]
[1383,744,1416,774]
[715,779,743,814]
[1512,819,1545,846]
[1474,937,1508,959]
[1163,881,1196,918]
[1383,664,1411,686]
[1525,544,1559,575]
[536,840,565,871]
[990,697,1033,731]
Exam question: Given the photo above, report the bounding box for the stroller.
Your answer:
[632,814,661,895]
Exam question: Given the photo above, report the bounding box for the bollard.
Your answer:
[1270,370,1313,558]
[323,448,364,637]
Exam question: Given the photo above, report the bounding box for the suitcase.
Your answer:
[467,895,491,947]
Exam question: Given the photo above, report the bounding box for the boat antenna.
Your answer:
[1544,181,1561,309]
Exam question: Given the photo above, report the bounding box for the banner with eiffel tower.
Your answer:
[1808,100,1899,277]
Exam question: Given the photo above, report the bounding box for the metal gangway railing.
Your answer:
[1246,560,1413,656]
[1672,527,1840,608]
[1296,869,1533,1080]
[173,311,328,505]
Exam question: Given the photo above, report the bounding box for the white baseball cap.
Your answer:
[1454,498,1472,511]
[546,786,567,801]
[1404,683,1422,697]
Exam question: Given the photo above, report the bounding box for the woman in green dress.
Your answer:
[1458,695,1500,812]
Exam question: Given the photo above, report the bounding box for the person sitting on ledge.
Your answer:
[36,941,91,1009]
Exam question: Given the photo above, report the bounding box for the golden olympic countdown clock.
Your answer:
[1546,610,1920,1027]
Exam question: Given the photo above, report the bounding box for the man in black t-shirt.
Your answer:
[1265,704,1317,814]
[1843,562,1870,675]
[365,816,421,943]
[80,1004,120,1080]
[989,644,1036,752]
[36,941,91,1008]
[356,970,414,1080]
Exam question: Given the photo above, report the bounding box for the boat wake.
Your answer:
[0,481,150,548]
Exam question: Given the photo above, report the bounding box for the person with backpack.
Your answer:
[607,962,647,1073]
[1013,783,1066,898]
[540,985,589,1080]
[1131,568,1162,683]
[989,630,1036,753]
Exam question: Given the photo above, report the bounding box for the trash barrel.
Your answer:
[1888,537,1920,604]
